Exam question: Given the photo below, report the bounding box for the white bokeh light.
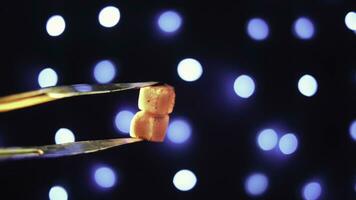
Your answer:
[93,60,117,83]
[257,129,278,151]
[173,169,197,191]
[302,181,322,200]
[55,128,75,144]
[38,68,58,88]
[49,186,68,200]
[167,119,192,144]
[98,6,121,28]
[349,120,356,141]
[94,166,117,188]
[46,15,66,37]
[114,110,135,134]
[245,173,269,196]
[279,133,298,155]
[345,11,356,31]
[158,11,182,33]
[293,17,315,40]
[298,74,318,97]
[233,75,255,98]
[247,18,269,41]
[177,58,203,82]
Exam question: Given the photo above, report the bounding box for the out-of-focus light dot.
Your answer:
[298,74,318,97]
[49,186,68,200]
[233,75,255,98]
[55,128,75,144]
[158,11,182,33]
[114,110,135,134]
[93,60,117,83]
[278,133,298,155]
[349,120,356,141]
[245,173,269,196]
[345,11,356,31]
[167,119,192,144]
[302,181,322,200]
[46,15,66,37]
[293,17,315,39]
[173,169,197,191]
[247,18,269,41]
[257,129,278,151]
[94,167,117,188]
[38,68,58,88]
[177,58,203,82]
[98,6,121,28]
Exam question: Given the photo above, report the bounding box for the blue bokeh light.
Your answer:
[177,58,203,82]
[94,166,117,188]
[115,110,135,134]
[46,15,66,37]
[233,75,256,98]
[298,74,318,97]
[257,129,278,151]
[302,181,322,200]
[167,119,192,144]
[345,11,356,31]
[38,68,58,88]
[158,11,182,33]
[349,120,356,141]
[98,6,121,28]
[247,18,269,41]
[293,17,315,40]
[245,173,269,196]
[173,169,197,191]
[93,60,117,84]
[278,133,298,155]
[55,128,75,144]
[49,185,68,200]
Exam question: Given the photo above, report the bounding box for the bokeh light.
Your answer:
[158,11,182,33]
[257,129,278,151]
[94,166,117,188]
[93,60,117,83]
[38,68,58,88]
[302,181,322,200]
[167,119,192,144]
[114,110,135,134]
[98,6,121,28]
[345,11,356,31]
[177,58,203,82]
[49,186,68,200]
[298,74,318,97]
[173,169,197,191]
[55,128,75,144]
[349,120,356,141]
[46,15,66,37]
[244,173,269,196]
[246,18,269,41]
[233,75,255,98]
[278,133,298,155]
[293,17,315,39]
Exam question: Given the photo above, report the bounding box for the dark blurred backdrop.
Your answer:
[0,0,355,199]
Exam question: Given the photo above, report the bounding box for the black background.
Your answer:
[0,0,355,199]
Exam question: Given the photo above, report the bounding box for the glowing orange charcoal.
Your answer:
[138,84,175,115]
[130,111,169,142]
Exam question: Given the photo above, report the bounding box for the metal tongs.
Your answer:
[0,81,158,160]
